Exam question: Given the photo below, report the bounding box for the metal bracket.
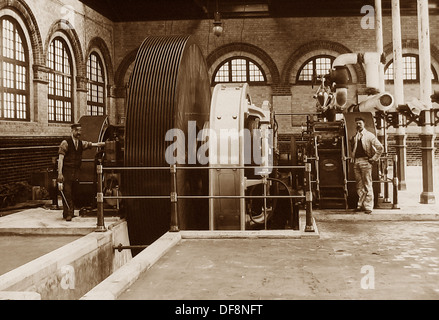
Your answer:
[170,191,177,203]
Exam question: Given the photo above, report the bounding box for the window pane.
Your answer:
[298,57,332,82]
[214,63,229,82]
[231,58,246,82]
[404,56,417,80]
[214,58,265,84]
[0,18,29,120]
[298,61,314,81]
[383,55,436,81]
[86,53,106,115]
[249,61,264,82]
[315,57,332,77]
[47,38,73,123]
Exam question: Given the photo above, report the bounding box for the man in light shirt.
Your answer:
[57,123,105,221]
[351,117,383,214]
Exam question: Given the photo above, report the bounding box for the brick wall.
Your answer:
[0,136,65,184]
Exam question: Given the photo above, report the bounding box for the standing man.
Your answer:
[351,117,383,214]
[57,123,105,221]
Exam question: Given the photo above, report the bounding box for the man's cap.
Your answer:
[71,123,82,129]
[355,117,365,122]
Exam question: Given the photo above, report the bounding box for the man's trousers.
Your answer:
[353,157,374,211]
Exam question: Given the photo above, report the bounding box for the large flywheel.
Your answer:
[123,35,211,247]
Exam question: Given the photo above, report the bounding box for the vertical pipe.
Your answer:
[170,164,179,232]
[375,0,387,201]
[392,0,405,107]
[418,0,436,204]
[392,0,407,190]
[263,176,268,231]
[375,0,385,93]
[96,162,106,232]
[304,161,314,232]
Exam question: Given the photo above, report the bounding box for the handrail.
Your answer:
[95,163,314,233]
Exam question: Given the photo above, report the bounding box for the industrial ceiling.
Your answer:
[79,0,439,22]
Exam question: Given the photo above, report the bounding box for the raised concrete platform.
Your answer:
[0,207,131,300]
[0,206,120,236]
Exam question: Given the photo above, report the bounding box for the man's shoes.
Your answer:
[66,216,72,221]
[364,210,372,214]
[354,207,365,212]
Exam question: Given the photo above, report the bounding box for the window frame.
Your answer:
[47,37,74,124]
[212,56,267,85]
[86,52,106,116]
[0,16,30,121]
[384,53,438,84]
[296,55,337,84]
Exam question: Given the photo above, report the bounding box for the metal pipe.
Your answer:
[392,155,400,209]
[102,165,306,171]
[383,157,391,203]
[96,162,106,232]
[0,145,58,151]
[263,176,268,230]
[104,195,306,200]
[113,244,149,252]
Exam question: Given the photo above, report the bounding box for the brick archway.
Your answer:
[0,0,44,65]
[44,20,85,80]
[86,37,114,86]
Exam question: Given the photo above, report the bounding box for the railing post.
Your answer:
[170,164,179,232]
[392,155,400,209]
[96,160,106,232]
[383,157,391,203]
[304,161,315,232]
[263,175,268,230]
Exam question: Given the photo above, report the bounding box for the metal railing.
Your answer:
[94,162,315,233]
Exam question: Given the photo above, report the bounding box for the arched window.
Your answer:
[47,37,73,123]
[212,57,266,84]
[384,54,438,82]
[87,52,105,116]
[0,17,29,120]
[297,55,334,83]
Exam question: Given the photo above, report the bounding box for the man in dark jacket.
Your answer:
[57,123,105,221]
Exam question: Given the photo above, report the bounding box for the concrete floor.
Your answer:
[117,166,439,300]
[118,220,439,300]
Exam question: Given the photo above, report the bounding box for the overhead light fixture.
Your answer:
[213,0,223,37]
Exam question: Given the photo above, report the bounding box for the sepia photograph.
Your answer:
[0,0,438,307]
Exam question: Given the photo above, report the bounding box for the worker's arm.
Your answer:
[82,141,105,149]
[57,139,68,183]
[92,142,105,148]
[57,154,64,182]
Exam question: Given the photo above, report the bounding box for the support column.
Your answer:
[375,0,387,199]
[32,64,49,124]
[375,0,385,93]
[418,0,436,204]
[391,0,407,190]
